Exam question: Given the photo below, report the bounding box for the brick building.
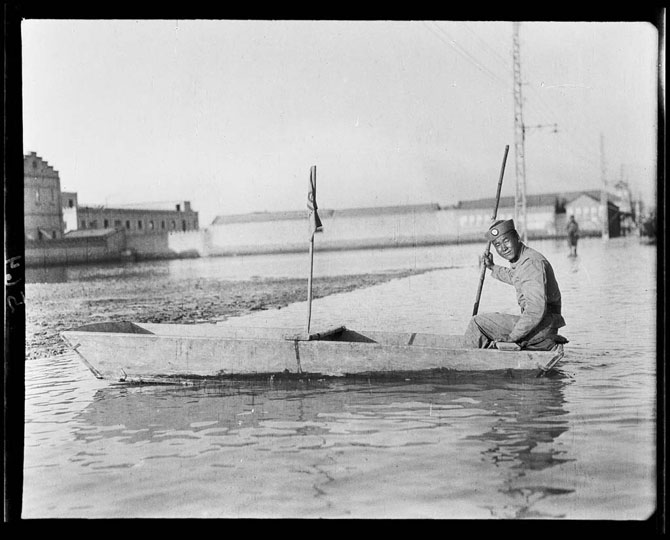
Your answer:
[77,201,199,235]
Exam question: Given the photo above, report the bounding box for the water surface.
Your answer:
[22,237,657,519]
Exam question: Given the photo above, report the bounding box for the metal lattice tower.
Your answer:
[512,22,527,242]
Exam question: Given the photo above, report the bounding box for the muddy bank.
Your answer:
[25,268,440,360]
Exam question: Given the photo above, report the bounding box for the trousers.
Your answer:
[464,312,565,350]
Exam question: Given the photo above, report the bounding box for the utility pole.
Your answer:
[512,24,558,244]
[512,22,527,242]
[600,133,609,241]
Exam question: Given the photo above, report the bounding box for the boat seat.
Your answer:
[284,325,347,341]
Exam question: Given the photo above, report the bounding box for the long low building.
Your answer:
[77,201,199,234]
[205,191,621,256]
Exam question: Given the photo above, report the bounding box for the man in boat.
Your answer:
[464,219,568,351]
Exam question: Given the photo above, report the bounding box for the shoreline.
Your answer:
[23,230,609,268]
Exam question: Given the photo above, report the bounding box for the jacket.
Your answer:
[490,243,566,342]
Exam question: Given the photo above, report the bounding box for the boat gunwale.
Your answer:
[60,327,558,358]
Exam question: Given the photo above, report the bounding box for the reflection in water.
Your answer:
[464,379,574,518]
[73,374,572,518]
[76,376,570,439]
[495,485,574,519]
[568,254,581,274]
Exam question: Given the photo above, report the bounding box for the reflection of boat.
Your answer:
[61,321,564,383]
[75,376,571,472]
[77,375,570,434]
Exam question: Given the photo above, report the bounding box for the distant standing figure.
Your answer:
[566,215,579,256]
[464,219,568,351]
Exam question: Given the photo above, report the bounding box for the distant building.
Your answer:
[25,152,200,237]
[563,191,621,237]
[563,193,600,233]
[454,193,561,238]
[610,180,635,235]
[207,189,622,256]
[24,152,65,240]
[208,203,444,255]
[611,180,633,214]
[457,190,621,239]
[24,151,205,266]
[77,201,199,235]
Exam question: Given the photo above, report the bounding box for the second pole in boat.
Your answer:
[306,165,323,335]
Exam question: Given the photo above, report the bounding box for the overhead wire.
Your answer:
[507,25,604,172]
[521,95,603,176]
[423,21,605,179]
[462,21,602,162]
[422,21,510,90]
[511,27,603,165]
[462,22,512,69]
[523,82,603,172]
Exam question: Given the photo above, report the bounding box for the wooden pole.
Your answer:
[472,145,510,316]
[306,165,319,335]
[306,234,315,335]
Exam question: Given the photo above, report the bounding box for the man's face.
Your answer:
[492,231,521,262]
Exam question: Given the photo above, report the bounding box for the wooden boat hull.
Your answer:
[61,322,564,383]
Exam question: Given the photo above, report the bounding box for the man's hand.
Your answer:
[480,251,494,269]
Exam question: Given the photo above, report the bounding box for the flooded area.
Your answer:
[21,237,658,519]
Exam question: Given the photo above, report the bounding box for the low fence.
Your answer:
[25,231,125,267]
[24,229,208,267]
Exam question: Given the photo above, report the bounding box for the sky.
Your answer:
[21,19,660,227]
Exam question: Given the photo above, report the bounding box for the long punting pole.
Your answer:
[472,145,510,317]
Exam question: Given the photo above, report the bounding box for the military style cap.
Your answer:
[485,219,516,241]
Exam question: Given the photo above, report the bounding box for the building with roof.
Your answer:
[453,193,562,238]
[564,192,620,237]
[455,190,620,239]
[77,201,199,235]
[207,203,448,256]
